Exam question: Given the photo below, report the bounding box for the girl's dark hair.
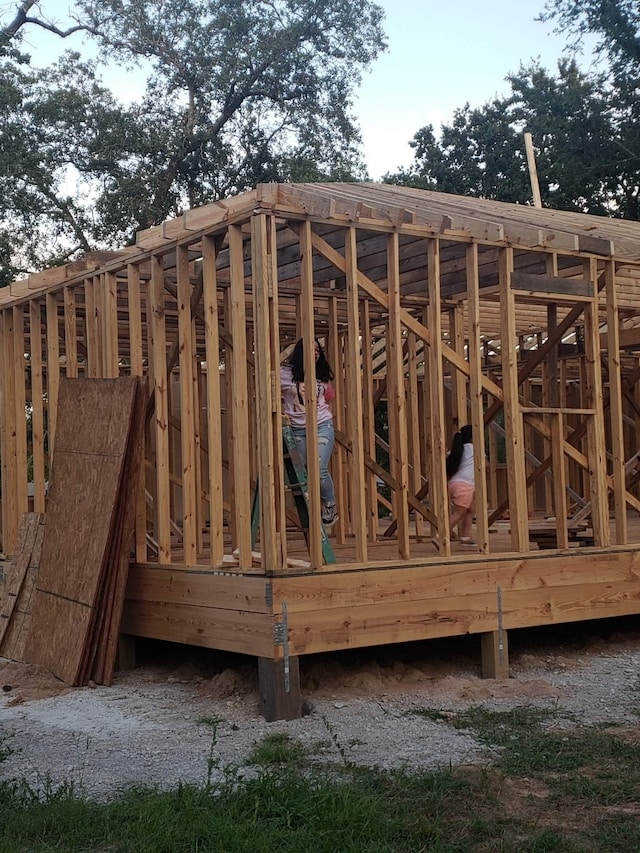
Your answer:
[446,424,472,478]
[289,338,334,383]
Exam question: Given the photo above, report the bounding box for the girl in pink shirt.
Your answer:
[280,338,338,525]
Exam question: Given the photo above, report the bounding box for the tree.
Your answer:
[385,99,530,202]
[385,58,640,219]
[0,0,386,284]
[540,0,640,84]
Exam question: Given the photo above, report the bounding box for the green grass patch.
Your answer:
[247,732,308,767]
[4,706,640,852]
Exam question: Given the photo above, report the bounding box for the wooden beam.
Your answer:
[387,232,410,558]
[345,227,368,562]
[149,254,172,563]
[499,248,529,549]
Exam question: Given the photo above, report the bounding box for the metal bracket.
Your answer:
[497,585,504,665]
[265,582,273,608]
[273,600,290,692]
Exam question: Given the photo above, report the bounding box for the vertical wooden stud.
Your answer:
[13,306,28,522]
[583,259,610,546]
[149,253,172,563]
[407,332,424,538]
[551,413,569,548]
[63,287,78,378]
[202,235,225,566]
[228,225,253,567]
[29,301,46,513]
[177,245,198,564]
[128,263,147,563]
[299,221,323,567]
[466,244,489,552]
[605,259,626,543]
[386,232,410,558]
[344,226,368,562]
[426,238,450,551]
[450,302,468,430]
[498,247,529,550]
[251,213,283,572]
[103,271,119,378]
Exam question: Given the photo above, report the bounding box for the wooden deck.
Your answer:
[122,512,640,670]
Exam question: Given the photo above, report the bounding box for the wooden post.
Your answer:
[481,629,509,679]
[499,247,529,550]
[128,263,148,563]
[45,292,60,457]
[251,213,284,571]
[149,253,172,563]
[360,301,378,540]
[466,244,489,552]
[29,301,46,513]
[299,221,322,567]
[407,332,424,538]
[103,272,119,378]
[202,235,225,567]
[426,238,450,551]
[450,302,468,430]
[177,245,198,564]
[258,656,302,722]
[605,258,626,544]
[13,306,28,523]
[584,259,610,546]
[386,232,410,558]
[524,131,542,209]
[228,225,253,566]
[345,227,368,561]
[116,634,136,672]
[63,287,78,378]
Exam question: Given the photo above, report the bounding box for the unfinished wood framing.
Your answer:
[4,182,640,710]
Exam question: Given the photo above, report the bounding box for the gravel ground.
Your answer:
[1,620,640,801]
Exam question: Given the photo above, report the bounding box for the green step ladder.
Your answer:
[251,421,336,565]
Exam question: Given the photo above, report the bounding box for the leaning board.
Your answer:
[0,512,45,660]
[23,378,139,685]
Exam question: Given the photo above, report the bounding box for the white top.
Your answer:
[449,443,474,486]
[280,363,334,429]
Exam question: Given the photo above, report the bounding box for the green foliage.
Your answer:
[387,10,640,222]
[247,732,308,767]
[0,0,386,282]
[541,0,640,83]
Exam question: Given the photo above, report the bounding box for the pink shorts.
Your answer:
[448,481,475,509]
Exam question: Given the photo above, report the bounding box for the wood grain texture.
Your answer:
[24,377,141,685]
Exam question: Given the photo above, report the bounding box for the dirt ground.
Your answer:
[1,617,640,799]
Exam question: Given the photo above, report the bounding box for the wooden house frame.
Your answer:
[3,182,640,718]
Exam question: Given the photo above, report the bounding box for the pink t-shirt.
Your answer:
[280,363,334,429]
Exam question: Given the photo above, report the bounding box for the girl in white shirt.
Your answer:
[445,424,476,545]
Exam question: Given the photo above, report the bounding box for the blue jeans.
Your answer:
[290,419,336,507]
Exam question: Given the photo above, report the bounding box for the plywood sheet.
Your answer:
[87,378,147,685]
[0,513,45,660]
[24,377,139,685]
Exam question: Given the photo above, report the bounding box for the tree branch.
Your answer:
[1,0,94,46]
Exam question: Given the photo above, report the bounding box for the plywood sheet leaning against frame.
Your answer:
[0,512,46,661]
[23,377,147,686]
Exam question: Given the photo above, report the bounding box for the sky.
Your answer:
[357,0,593,178]
[13,0,594,180]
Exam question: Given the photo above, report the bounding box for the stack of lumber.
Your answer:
[20,376,147,687]
[0,512,46,661]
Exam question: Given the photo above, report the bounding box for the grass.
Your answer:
[2,710,640,852]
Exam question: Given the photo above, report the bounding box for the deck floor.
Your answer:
[159,511,640,570]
